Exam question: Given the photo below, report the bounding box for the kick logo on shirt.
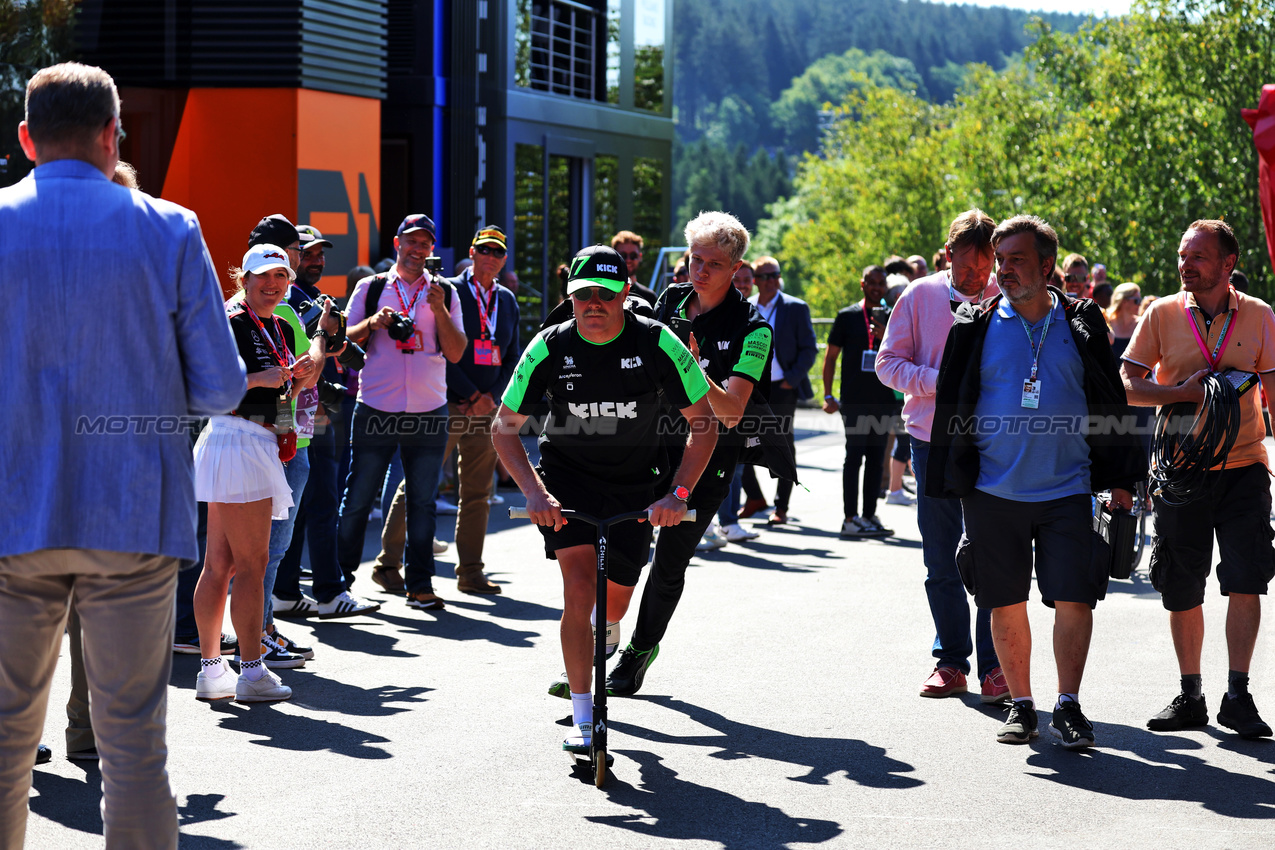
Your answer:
[620,356,643,369]
[568,401,638,419]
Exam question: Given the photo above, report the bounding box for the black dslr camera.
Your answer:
[424,257,443,275]
[386,311,416,342]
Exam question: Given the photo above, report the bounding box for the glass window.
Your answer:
[515,0,607,101]
[633,0,665,112]
[632,156,665,285]
[514,144,547,331]
[606,0,621,105]
[593,155,618,244]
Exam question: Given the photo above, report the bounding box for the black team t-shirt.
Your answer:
[502,311,708,494]
[828,302,897,410]
[227,305,297,428]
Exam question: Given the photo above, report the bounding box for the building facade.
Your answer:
[71,0,673,321]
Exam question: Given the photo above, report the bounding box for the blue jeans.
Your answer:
[716,464,745,526]
[262,446,310,629]
[277,423,348,605]
[337,403,448,594]
[912,439,997,679]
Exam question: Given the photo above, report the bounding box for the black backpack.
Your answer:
[362,272,454,337]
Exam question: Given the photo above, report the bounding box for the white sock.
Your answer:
[1056,693,1078,709]
[1013,696,1035,709]
[241,658,266,681]
[200,657,226,675]
[589,606,597,628]
[570,691,593,728]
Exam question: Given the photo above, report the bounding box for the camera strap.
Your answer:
[860,299,875,349]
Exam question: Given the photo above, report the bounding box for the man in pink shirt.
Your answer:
[876,209,1008,702]
[337,214,467,611]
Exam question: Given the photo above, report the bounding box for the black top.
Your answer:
[827,303,897,408]
[444,268,521,401]
[502,311,707,493]
[227,305,296,427]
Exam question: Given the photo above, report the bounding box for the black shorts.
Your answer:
[535,469,655,587]
[959,489,1108,609]
[1149,462,1275,612]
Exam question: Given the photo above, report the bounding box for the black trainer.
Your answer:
[1049,700,1096,749]
[606,643,659,697]
[996,702,1039,744]
[1217,692,1273,739]
[1147,693,1208,731]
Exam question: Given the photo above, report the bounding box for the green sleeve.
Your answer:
[501,332,552,413]
[657,325,709,406]
[733,326,772,382]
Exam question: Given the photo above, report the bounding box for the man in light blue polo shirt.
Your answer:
[928,215,1142,750]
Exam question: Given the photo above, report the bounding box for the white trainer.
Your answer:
[317,590,381,620]
[723,522,760,542]
[696,523,728,551]
[271,593,319,617]
[236,667,293,703]
[885,488,917,506]
[195,661,235,702]
[433,538,449,554]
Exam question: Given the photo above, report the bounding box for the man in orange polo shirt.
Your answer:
[1122,219,1275,740]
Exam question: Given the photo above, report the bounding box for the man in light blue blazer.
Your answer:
[0,63,245,850]
[748,255,818,524]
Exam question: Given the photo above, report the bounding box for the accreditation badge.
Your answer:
[1021,378,1041,409]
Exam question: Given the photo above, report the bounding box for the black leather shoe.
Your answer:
[1147,693,1208,731]
[35,744,52,766]
[1218,692,1273,739]
[606,644,659,697]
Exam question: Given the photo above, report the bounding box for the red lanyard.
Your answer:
[471,279,497,339]
[861,300,875,349]
[393,272,426,315]
[1182,291,1237,371]
[243,306,293,370]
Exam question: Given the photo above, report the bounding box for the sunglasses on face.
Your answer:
[1065,273,1087,283]
[571,286,620,303]
[617,251,641,261]
[474,244,506,258]
[755,271,781,280]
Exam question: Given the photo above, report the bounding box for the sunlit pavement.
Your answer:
[26,409,1275,849]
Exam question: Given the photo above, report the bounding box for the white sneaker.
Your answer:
[317,590,381,620]
[195,660,235,701]
[885,488,917,506]
[236,667,292,703]
[433,538,449,554]
[723,522,759,542]
[696,523,728,551]
[435,498,458,515]
[563,721,592,754]
[271,593,319,617]
[487,493,505,505]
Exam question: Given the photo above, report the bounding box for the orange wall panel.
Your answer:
[162,89,298,290]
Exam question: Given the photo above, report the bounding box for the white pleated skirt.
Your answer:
[193,415,294,520]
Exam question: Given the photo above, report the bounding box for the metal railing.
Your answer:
[526,0,599,100]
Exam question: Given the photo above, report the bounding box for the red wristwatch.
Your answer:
[671,485,690,503]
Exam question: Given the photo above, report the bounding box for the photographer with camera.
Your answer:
[1121,219,1275,740]
[337,214,467,611]
[271,224,382,620]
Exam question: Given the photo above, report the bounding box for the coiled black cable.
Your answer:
[1148,372,1242,505]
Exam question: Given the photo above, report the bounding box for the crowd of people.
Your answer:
[3,62,1274,849]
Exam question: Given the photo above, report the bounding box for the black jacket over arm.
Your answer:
[927,286,1147,499]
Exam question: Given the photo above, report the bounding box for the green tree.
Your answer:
[1,0,80,187]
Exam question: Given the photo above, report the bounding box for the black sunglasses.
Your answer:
[755,271,781,280]
[571,286,620,303]
[617,251,641,261]
[474,244,506,257]
[1065,273,1087,283]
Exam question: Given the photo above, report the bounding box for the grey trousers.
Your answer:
[0,549,179,850]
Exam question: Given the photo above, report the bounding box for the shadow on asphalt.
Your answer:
[29,767,243,848]
[590,750,844,848]
[1024,719,1275,819]
[373,609,541,648]
[611,696,923,789]
[1103,574,1160,596]
[210,702,393,760]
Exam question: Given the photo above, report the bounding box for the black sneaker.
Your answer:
[1147,693,1208,731]
[606,644,660,697]
[997,702,1039,744]
[174,633,237,656]
[1049,700,1096,749]
[1217,692,1273,739]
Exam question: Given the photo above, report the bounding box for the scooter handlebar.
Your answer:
[508,507,696,522]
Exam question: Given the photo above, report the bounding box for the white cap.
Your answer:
[242,244,296,280]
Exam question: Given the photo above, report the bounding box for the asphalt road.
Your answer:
[24,410,1275,849]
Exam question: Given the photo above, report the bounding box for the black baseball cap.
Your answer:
[566,245,628,295]
[249,214,300,248]
[296,224,333,250]
[397,213,436,241]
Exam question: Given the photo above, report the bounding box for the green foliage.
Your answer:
[771,48,926,153]
[672,138,791,239]
[765,0,1275,318]
[0,0,80,186]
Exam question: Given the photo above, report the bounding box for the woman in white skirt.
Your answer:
[193,244,319,703]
